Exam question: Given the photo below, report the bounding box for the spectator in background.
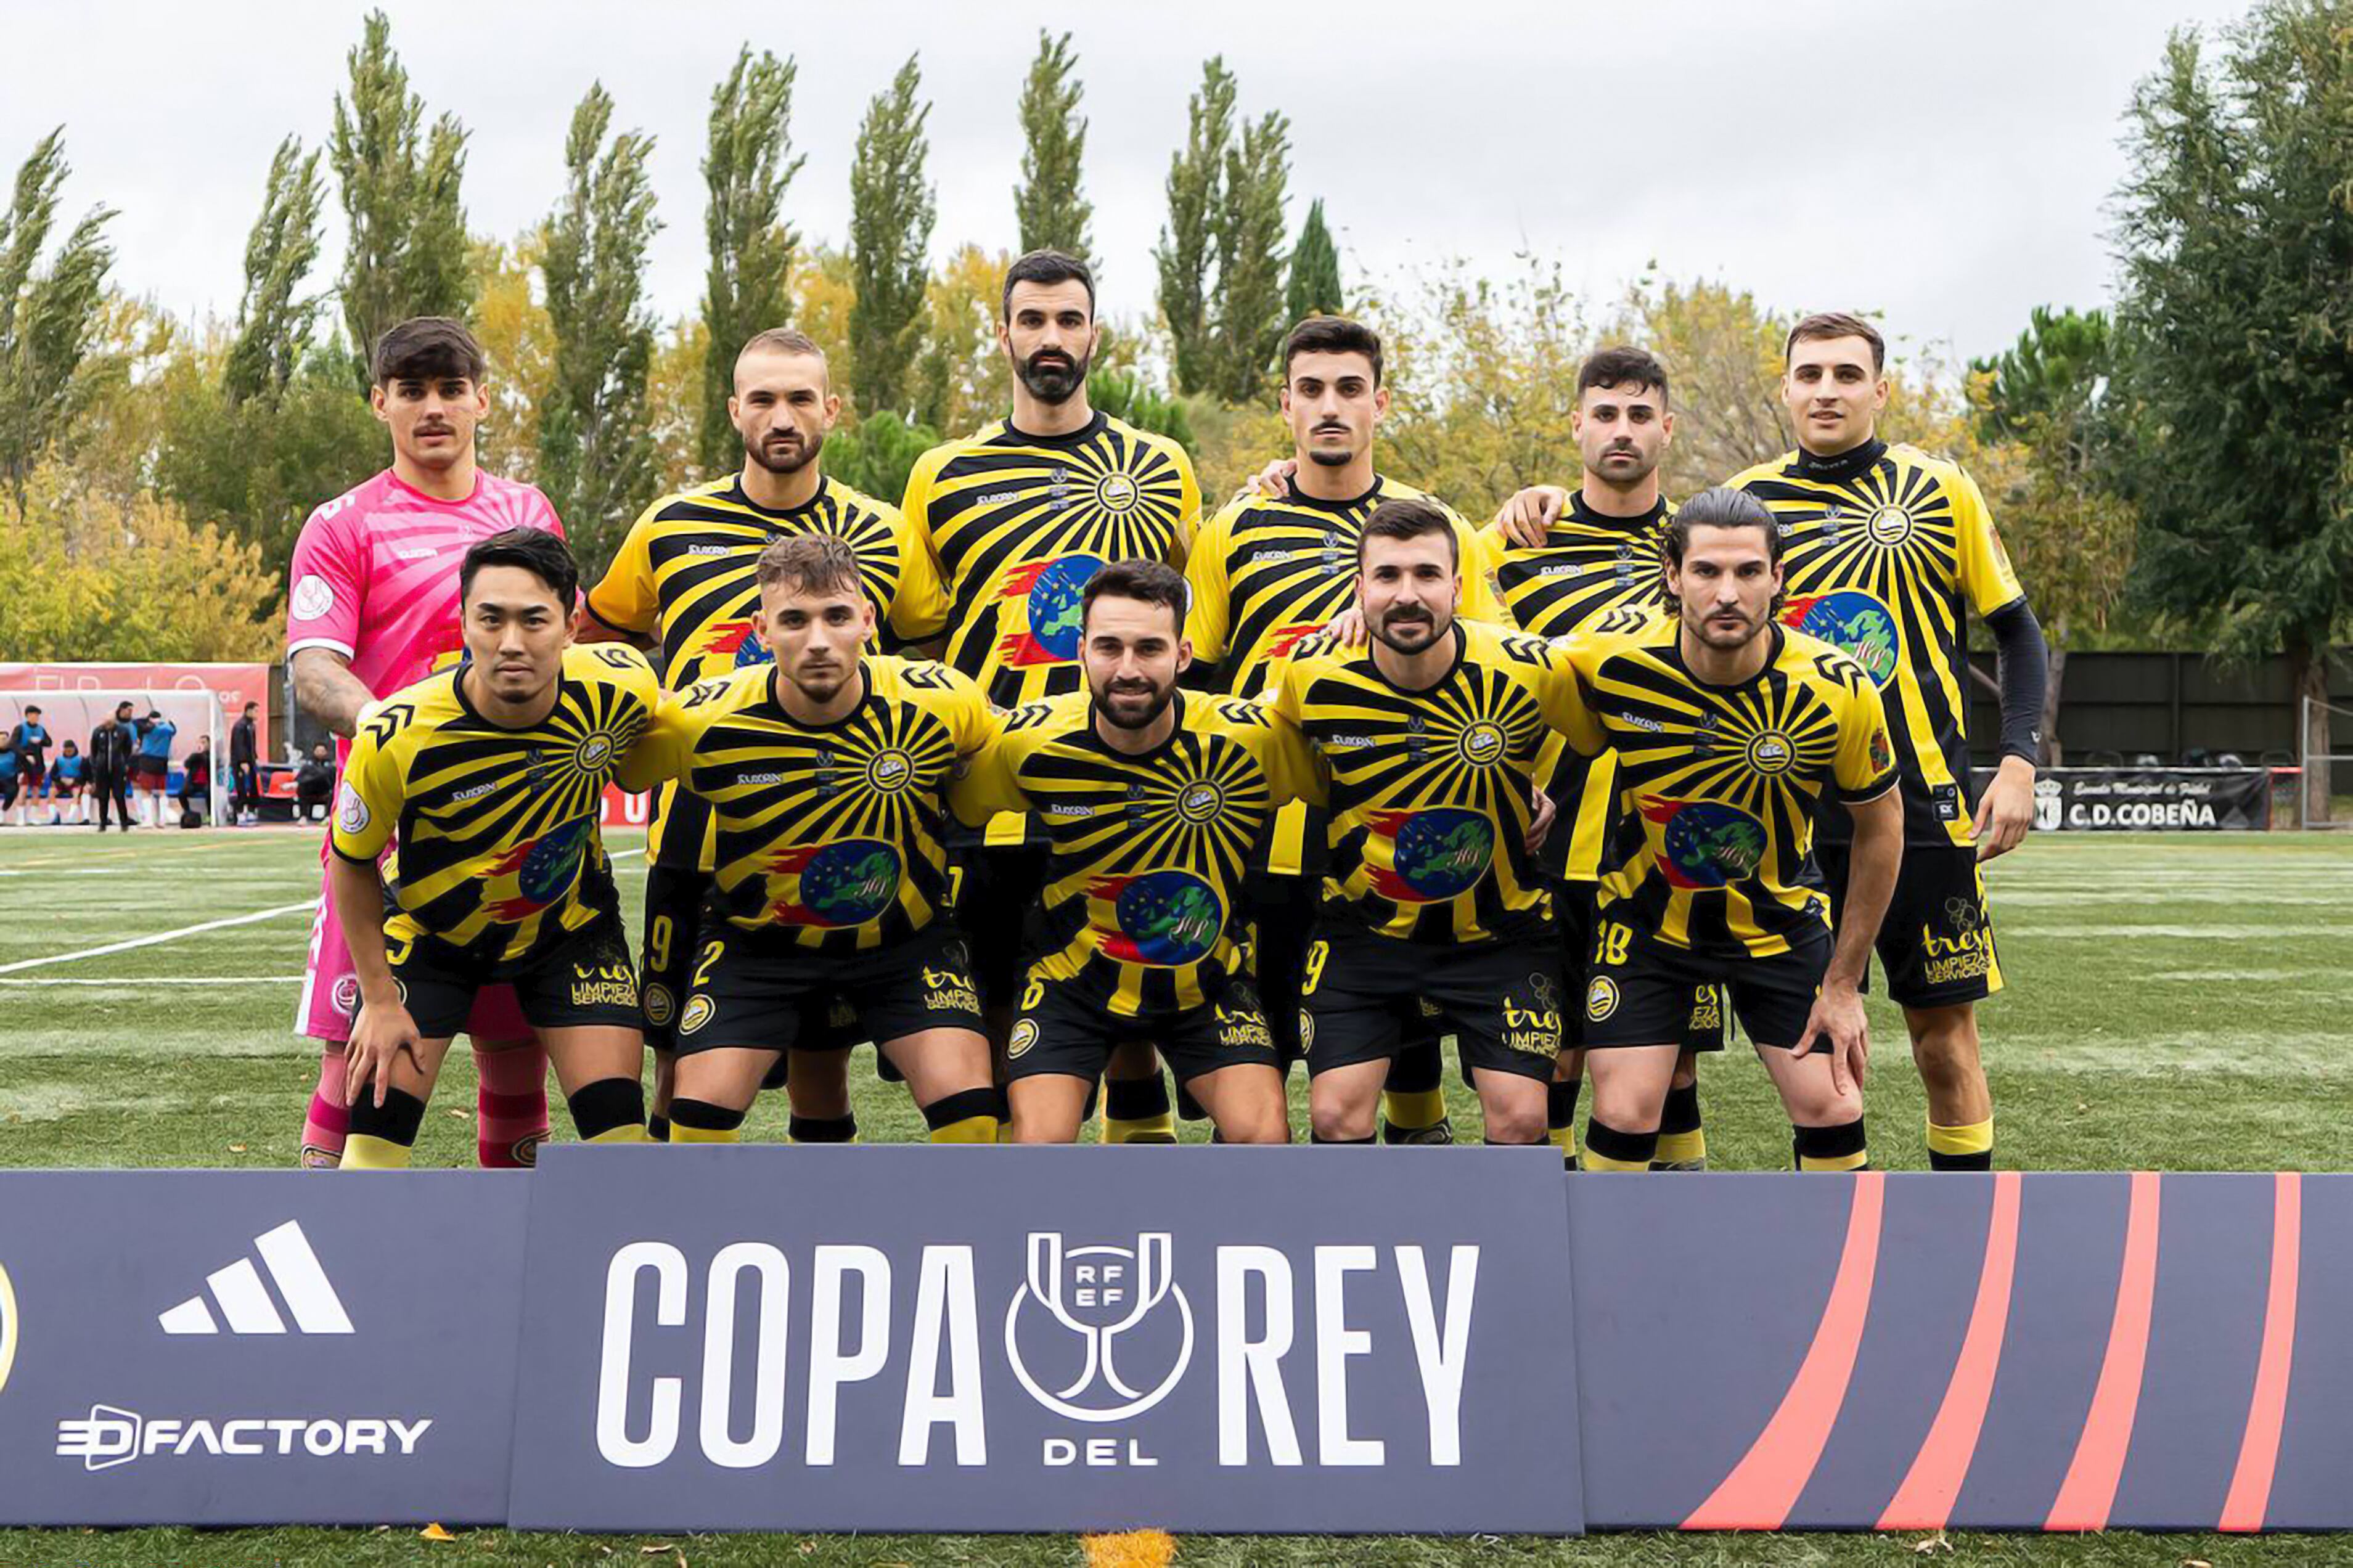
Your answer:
[178,735,213,825]
[133,709,177,827]
[295,741,335,823]
[230,701,261,825]
[0,735,18,826]
[51,739,88,824]
[5,706,50,825]
[89,701,137,831]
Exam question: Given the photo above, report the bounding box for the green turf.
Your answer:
[2,823,2347,1562]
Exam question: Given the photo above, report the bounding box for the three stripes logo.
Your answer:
[157,1220,353,1336]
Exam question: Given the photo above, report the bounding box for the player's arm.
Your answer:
[1953,467,2047,862]
[327,721,419,1108]
[291,649,373,740]
[1538,636,1606,758]
[578,504,663,649]
[285,499,375,738]
[1794,682,1905,1094]
[948,711,1033,828]
[1496,484,1568,549]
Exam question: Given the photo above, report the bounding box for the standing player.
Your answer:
[953,561,1311,1144]
[1184,316,1501,1143]
[287,317,566,1170]
[1483,347,1722,1168]
[1732,313,2044,1172]
[1274,500,1589,1146]
[901,250,1200,1142]
[1566,490,1901,1172]
[130,709,176,827]
[4,707,49,826]
[632,535,1002,1145]
[332,531,662,1165]
[580,329,948,1145]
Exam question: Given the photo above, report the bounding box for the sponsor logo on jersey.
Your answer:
[1639,798,1768,891]
[1782,589,1900,687]
[1087,871,1224,966]
[335,783,370,836]
[996,554,1106,667]
[1365,808,1494,903]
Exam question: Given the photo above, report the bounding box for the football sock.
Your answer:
[647,1114,671,1143]
[1174,1077,1206,1122]
[473,1043,550,1168]
[568,1077,651,1144]
[1654,1080,1708,1169]
[342,1088,427,1171]
[1311,1130,1378,1145]
[1547,1078,1582,1166]
[666,1098,745,1144]
[789,1113,857,1145]
[1581,1117,1657,1172]
[1381,1036,1447,1136]
[1103,1071,1177,1144]
[1928,1116,1995,1171]
[301,1051,351,1169]
[1794,1118,1870,1172]
[923,1087,1005,1145]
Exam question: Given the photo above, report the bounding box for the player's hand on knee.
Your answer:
[1494,485,1568,547]
[1239,457,1297,501]
[1794,987,1868,1096]
[345,1003,422,1109]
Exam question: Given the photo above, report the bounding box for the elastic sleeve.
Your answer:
[1544,639,1606,757]
[1452,510,1507,626]
[1986,598,2048,764]
[285,503,367,659]
[1258,701,1328,809]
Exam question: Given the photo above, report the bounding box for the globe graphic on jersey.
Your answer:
[1112,870,1223,965]
[518,817,592,907]
[1389,808,1494,901]
[733,626,772,669]
[1784,590,1899,687]
[1028,554,1107,661]
[798,839,901,926]
[1659,802,1767,889]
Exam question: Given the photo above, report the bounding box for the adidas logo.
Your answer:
[157,1220,353,1336]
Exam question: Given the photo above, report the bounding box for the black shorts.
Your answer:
[674,922,983,1057]
[1817,839,2003,1008]
[1582,926,1827,1050]
[1560,883,1729,1052]
[1006,971,1279,1085]
[388,912,641,1039]
[0,777,15,809]
[1301,924,1563,1085]
[954,842,1050,1012]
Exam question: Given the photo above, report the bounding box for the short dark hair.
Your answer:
[372,316,487,386]
[243,701,258,714]
[1081,559,1187,636]
[1784,311,1884,374]
[22,704,38,716]
[460,527,578,609]
[1283,315,1383,387]
[1002,249,1095,322]
[1357,496,1458,570]
[1661,488,1785,616]
[755,533,865,600]
[1578,346,1668,406]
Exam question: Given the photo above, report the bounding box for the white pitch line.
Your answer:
[0,868,130,876]
[0,902,315,976]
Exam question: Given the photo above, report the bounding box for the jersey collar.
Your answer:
[1280,473,1387,516]
[1364,619,1467,695]
[1791,437,1887,486]
[1004,409,1108,446]
[1666,621,1785,693]
[1562,492,1669,537]
[1088,689,1189,762]
[764,659,872,732]
[724,473,832,523]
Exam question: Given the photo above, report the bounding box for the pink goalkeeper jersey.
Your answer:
[284,468,566,745]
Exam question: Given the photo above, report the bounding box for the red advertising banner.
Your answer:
[0,662,272,757]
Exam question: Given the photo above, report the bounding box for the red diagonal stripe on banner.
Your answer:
[2045,1170,2163,1532]
[1682,1172,1885,1530]
[2220,1170,2301,1532]
[1877,1171,2023,1530]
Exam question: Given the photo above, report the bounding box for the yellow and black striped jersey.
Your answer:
[583,473,949,868]
[899,411,1199,710]
[631,656,997,949]
[1184,475,1504,697]
[1561,619,1898,957]
[950,690,1324,1015]
[1476,493,1676,883]
[1729,441,2026,849]
[332,643,665,963]
[1271,619,1590,945]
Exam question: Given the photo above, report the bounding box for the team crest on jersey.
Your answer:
[1365,807,1494,903]
[336,783,370,836]
[1008,1018,1039,1059]
[1458,721,1508,766]
[1865,504,1915,546]
[996,553,1105,666]
[1086,871,1224,965]
[1870,726,1894,773]
[1586,976,1621,1022]
[1744,730,1796,775]
[1174,780,1223,823]
[763,838,901,928]
[485,817,592,919]
[1782,590,1899,687]
[1640,798,1767,891]
[703,618,773,669]
[865,748,916,794]
[574,732,616,772]
[1095,472,1141,513]
[642,984,675,1029]
[677,995,714,1035]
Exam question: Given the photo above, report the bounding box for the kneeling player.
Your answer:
[1565,489,1901,1170]
[952,561,1318,1144]
[334,531,663,1164]
[636,534,1004,1145]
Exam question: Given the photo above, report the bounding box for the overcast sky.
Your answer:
[4,0,2257,370]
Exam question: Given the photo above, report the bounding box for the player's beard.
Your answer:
[790,658,853,704]
[1015,346,1091,405]
[1370,601,1444,655]
[745,425,821,476]
[1688,601,1766,650]
[1305,423,1357,468]
[1589,441,1657,483]
[1092,677,1175,731]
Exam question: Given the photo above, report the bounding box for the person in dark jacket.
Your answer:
[88,702,138,832]
[294,742,335,823]
[230,702,261,825]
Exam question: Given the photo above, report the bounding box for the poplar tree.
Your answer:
[848,55,935,416]
[1013,31,1092,262]
[698,46,804,473]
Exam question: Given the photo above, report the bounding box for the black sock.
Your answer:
[566,1077,648,1142]
[1794,1117,1869,1172]
[669,1098,746,1133]
[789,1113,857,1144]
[347,1087,428,1146]
[1105,1072,1172,1121]
[1582,1117,1658,1172]
[646,1114,671,1143]
[1312,1130,1378,1145]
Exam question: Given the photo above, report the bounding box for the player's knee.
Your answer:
[1481,1102,1549,1146]
[1309,1101,1375,1144]
[1588,1077,1666,1133]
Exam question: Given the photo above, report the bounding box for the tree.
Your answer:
[848,55,935,418]
[1013,31,1092,261]
[698,46,803,475]
[1088,367,1193,449]
[537,83,662,578]
[1208,108,1291,402]
[1156,59,1235,398]
[0,129,115,505]
[825,409,939,505]
[1285,197,1342,327]
[224,137,327,406]
[2110,1,2353,820]
[467,231,556,482]
[329,10,471,375]
[914,243,1012,438]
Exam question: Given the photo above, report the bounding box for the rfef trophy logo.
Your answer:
[1004,1232,1194,1423]
[0,1256,17,1402]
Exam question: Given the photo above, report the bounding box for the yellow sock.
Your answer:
[1383,1085,1447,1132]
[1655,1127,1708,1164]
[1102,1074,1176,1143]
[1794,1119,1868,1172]
[1580,1118,1656,1172]
[340,1134,413,1170]
[668,1123,740,1144]
[1581,1148,1648,1172]
[930,1115,1002,1144]
[1927,1116,1994,1171]
[587,1124,654,1144]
